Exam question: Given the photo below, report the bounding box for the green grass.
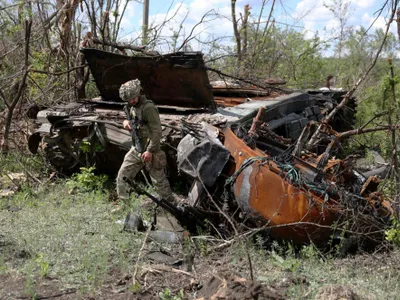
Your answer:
[227,241,400,299]
[0,181,143,294]
[2,154,400,299]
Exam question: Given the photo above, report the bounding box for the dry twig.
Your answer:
[144,264,194,277]
[132,226,152,286]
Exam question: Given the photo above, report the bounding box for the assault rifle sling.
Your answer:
[123,105,144,153]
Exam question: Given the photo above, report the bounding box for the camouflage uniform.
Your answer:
[116,79,172,201]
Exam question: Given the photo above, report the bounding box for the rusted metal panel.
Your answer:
[223,128,338,244]
[81,48,215,111]
[223,126,393,244]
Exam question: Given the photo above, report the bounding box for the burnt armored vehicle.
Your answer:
[28,48,391,245]
[28,48,353,175]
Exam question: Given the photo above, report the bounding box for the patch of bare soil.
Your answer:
[0,250,286,300]
[0,274,78,300]
[195,273,285,300]
[101,251,290,299]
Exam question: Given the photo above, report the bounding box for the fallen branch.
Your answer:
[15,159,42,185]
[207,219,387,255]
[144,264,194,277]
[91,37,156,55]
[206,230,256,254]
[16,288,77,300]
[132,226,152,286]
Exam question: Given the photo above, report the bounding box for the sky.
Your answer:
[118,0,397,52]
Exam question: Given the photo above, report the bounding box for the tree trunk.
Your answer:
[1,19,32,153]
[231,0,242,69]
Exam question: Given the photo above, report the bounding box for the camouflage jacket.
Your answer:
[129,95,162,153]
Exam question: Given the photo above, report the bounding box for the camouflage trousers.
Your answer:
[116,147,172,201]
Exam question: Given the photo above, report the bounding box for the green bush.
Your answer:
[66,167,108,192]
[159,288,184,300]
[385,217,400,246]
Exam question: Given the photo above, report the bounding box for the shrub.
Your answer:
[66,167,108,192]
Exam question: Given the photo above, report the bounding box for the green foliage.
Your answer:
[385,217,400,246]
[378,178,397,199]
[79,140,103,154]
[28,51,48,99]
[35,253,50,277]
[0,255,6,275]
[85,78,100,99]
[365,150,376,166]
[229,25,327,88]
[24,259,39,300]
[266,241,302,272]
[11,186,39,209]
[66,167,108,192]
[270,250,301,273]
[0,152,47,178]
[79,140,92,153]
[1,180,142,293]
[299,244,319,260]
[348,56,400,157]
[159,288,184,300]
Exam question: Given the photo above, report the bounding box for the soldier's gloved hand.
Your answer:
[141,151,153,162]
[123,120,131,131]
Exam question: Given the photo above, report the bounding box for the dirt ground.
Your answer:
[0,253,290,300]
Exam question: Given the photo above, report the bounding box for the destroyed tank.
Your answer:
[28,48,354,175]
[28,48,392,246]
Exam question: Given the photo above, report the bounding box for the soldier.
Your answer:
[116,79,173,204]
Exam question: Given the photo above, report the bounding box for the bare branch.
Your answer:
[146,1,183,48]
[339,123,400,138]
[91,37,150,53]
[360,111,388,129]
[0,4,19,11]
[205,54,237,64]
[171,9,189,51]
[307,1,399,148]
[176,9,216,52]
[114,0,130,40]
[30,64,87,76]
[231,0,242,63]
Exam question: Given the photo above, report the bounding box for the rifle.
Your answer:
[123,176,207,233]
[123,105,144,153]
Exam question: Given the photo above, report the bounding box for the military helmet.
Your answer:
[119,79,142,101]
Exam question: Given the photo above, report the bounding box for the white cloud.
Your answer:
[143,1,234,52]
[293,0,386,40]
[117,0,396,53]
[118,0,141,41]
[355,0,377,9]
[294,0,332,38]
[295,0,330,21]
[361,12,398,36]
[362,12,386,30]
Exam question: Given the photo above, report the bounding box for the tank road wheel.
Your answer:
[43,135,84,175]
